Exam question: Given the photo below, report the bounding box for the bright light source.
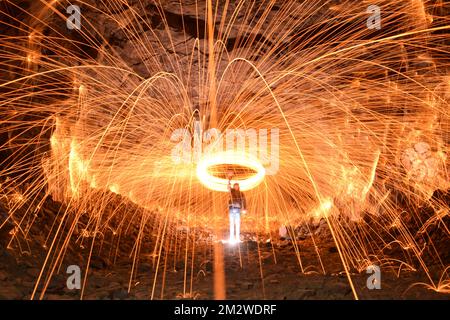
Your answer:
[221,239,242,245]
[196,150,265,192]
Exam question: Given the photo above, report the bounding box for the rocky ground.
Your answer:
[0,176,448,301]
[0,217,448,300]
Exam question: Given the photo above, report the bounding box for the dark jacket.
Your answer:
[229,189,246,210]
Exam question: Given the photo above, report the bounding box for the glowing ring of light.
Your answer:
[196,151,266,192]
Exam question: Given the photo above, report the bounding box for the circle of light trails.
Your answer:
[0,0,448,301]
[196,151,266,192]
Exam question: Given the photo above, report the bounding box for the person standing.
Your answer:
[227,175,247,242]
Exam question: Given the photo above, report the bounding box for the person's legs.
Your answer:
[229,208,235,241]
[235,211,241,241]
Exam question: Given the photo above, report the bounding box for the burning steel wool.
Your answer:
[0,0,449,300]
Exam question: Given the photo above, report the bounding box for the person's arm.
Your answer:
[227,172,232,191]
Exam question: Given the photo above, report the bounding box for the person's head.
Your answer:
[233,183,240,191]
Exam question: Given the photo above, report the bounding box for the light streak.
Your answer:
[196,151,266,192]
